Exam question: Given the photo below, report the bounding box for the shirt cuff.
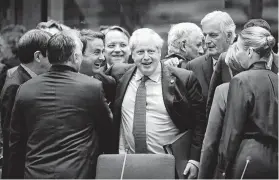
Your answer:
[188,160,200,169]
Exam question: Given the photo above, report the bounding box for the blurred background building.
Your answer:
[0,0,278,55]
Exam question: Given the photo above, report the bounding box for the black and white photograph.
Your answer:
[0,0,278,179]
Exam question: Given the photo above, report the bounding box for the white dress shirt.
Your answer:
[119,63,199,167]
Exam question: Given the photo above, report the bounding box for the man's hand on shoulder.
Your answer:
[164,57,182,67]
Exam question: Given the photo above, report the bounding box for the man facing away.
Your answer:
[109,28,206,179]
[0,29,51,178]
[7,30,114,179]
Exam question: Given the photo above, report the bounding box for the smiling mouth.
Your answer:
[142,62,152,65]
[112,55,124,57]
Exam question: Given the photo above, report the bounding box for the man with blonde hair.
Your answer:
[164,22,205,68]
[108,28,206,179]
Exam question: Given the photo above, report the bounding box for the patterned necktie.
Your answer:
[133,76,148,153]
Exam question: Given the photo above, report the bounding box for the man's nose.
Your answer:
[143,51,150,60]
[199,46,204,55]
[99,52,105,61]
[205,34,212,44]
[114,44,121,52]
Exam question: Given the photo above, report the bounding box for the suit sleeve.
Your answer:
[185,72,206,162]
[96,84,115,154]
[206,55,223,119]
[220,77,249,175]
[0,85,20,178]
[94,67,116,104]
[199,85,226,178]
[7,86,26,178]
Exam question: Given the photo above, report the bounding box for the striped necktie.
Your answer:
[133,76,149,153]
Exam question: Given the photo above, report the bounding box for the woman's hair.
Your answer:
[238,26,275,58]
[225,44,245,75]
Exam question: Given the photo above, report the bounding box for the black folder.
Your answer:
[163,130,192,179]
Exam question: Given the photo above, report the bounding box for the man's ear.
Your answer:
[34,51,41,63]
[248,47,253,58]
[181,41,187,53]
[226,32,232,44]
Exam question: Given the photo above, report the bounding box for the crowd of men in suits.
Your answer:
[0,10,277,179]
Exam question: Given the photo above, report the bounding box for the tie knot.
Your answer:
[141,76,149,82]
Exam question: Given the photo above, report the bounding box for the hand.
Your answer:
[183,162,198,179]
[164,57,181,67]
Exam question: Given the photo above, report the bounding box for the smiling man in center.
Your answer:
[108,28,206,179]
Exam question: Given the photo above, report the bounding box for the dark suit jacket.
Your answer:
[109,63,206,162]
[79,63,116,104]
[7,65,114,179]
[0,65,32,178]
[199,83,229,179]
[217,64,278,178]
[206,52,279,118]
[185,54,213,102]
[164,53,189,69]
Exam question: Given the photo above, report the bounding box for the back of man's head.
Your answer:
[17,29,51,64]
[47,30,82,65]
[37,20,71,35]
[243,19,271,32]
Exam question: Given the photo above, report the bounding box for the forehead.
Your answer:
[105,30,129,43]
[202,20,222,33]
[86,38,104,50]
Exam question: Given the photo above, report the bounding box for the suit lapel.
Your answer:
[114,66,137,120]
[161,63,176,118]
[17,65,32,83]
[202,55,213,86]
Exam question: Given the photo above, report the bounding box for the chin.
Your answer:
[112,57,125,64]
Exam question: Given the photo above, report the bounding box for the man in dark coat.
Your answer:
[108,28,206,179]
[185,11,236,103]
[79,29,116,104]
[7,30,114,179]
[0,29,51,178]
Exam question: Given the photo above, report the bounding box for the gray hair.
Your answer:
[201,11,236,44]
[167,22,203,54]
[129,28,164,52]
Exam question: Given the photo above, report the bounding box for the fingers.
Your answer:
[183,163,198,179]
[183,163,190,176]
[164,57,180,67]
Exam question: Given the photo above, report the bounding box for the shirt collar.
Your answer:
[135,62,161,83]
[107,63,111,69]
[20,64,37,78]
